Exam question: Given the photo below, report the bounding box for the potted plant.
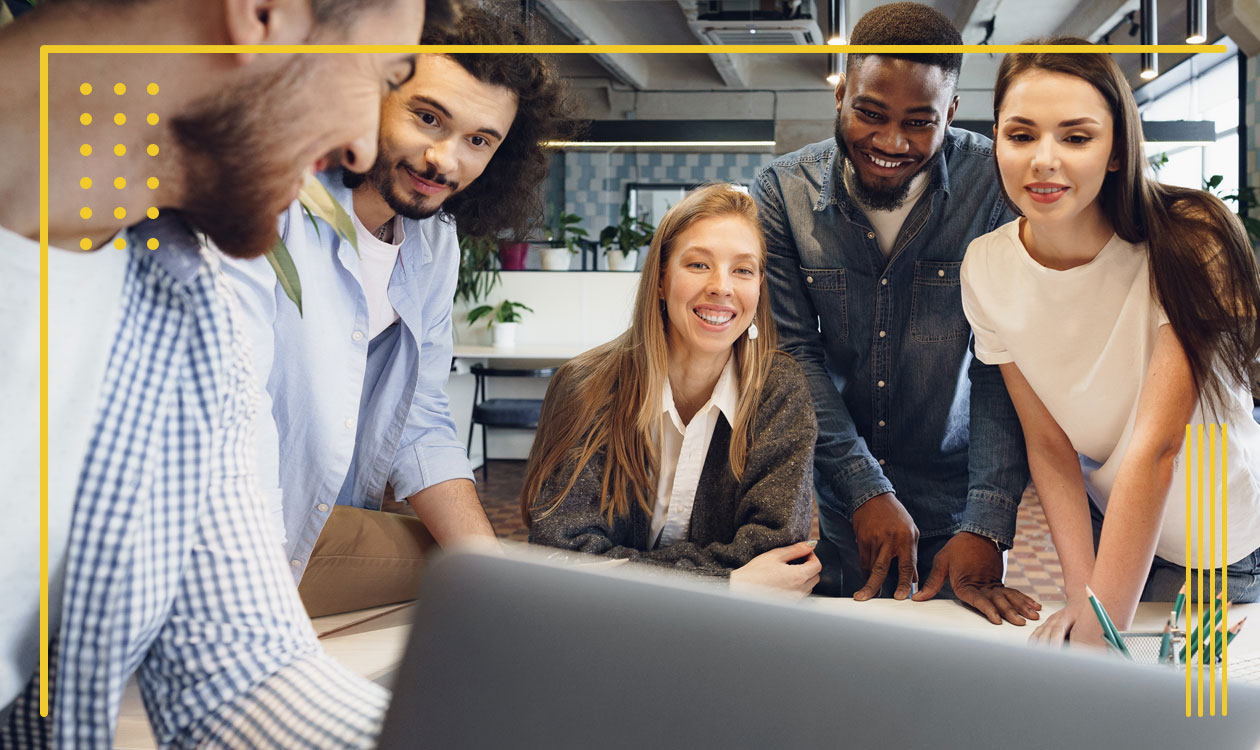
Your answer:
[455,233,502,306]
[497,239,529,270]
[541,207,588,271]
[466,299,534,348]
[600,199,654,272]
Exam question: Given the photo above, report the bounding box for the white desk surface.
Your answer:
[452,344,586,360]
[113,597,1260,748]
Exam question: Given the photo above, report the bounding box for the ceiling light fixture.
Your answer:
[1140,0,1158,80]
[826,54,840,85]
[1185,0,1206,43]
[826,0,844,45]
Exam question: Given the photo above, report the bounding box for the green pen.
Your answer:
[1084,585,1131,658]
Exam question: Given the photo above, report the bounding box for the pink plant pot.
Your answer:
[498,241,529,270]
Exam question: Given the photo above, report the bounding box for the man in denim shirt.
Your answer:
[753,2,1040,625]
[227,7,583,616]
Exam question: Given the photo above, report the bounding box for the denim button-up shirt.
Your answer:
[752,128,1029,546]
[225,172,473,576]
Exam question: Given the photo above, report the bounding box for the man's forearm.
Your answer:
[406,478,496,546]
[963,355,1029,545]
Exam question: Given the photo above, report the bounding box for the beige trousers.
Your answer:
[297,505,436,618]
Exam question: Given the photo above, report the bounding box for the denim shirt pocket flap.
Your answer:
[910,260,968,343]
[800,266,848,342]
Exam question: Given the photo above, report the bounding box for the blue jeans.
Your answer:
[1088,500,1260,603]
[814,502,959,598]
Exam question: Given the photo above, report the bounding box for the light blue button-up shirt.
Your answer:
[225,171,473,578]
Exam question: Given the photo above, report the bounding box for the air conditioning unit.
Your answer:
[689,17,824,45]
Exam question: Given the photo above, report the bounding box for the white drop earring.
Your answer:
[748,319,759,340]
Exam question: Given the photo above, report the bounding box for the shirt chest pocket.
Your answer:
[800,267,847,343]
[910,261,968,343]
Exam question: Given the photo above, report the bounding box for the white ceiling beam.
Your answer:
[1054,0,1139,41]
[536,0,652,90]
[949,0,1004,44]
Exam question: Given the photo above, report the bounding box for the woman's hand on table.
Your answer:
[1029,596,1107,650]
[730,541,821,599]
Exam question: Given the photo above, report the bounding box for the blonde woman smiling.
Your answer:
[522,184,821,596]
[961,41,1260,646]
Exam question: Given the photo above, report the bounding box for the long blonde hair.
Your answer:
[521,183,779,526]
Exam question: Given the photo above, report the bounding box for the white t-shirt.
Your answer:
[349,210,403,339]
[844,160,929,258]
[651,357,739,548]
[0,226,127,713]
[961,219,1260,565]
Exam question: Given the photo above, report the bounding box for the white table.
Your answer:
[112,598,1260,748]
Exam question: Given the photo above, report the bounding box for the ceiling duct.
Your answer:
[689,0,824,45]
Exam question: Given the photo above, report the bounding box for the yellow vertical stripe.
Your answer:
[38,45,49,720]
[1210,424,1216,715]
[1185,424,1192,716]
[1197,423,1204,716]
[1223,423,1229,716]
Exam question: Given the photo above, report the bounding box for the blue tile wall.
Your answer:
[564,151,779,235]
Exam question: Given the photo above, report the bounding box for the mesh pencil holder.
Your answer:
[1118,630,1192,666]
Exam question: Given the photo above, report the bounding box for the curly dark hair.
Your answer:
[412,3,585,239]
[848,2,962,85]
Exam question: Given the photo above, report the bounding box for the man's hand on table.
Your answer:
[912,531,1042,626]
[851,492,919,601]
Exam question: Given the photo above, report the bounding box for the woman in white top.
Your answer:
[522,184,821,597]
[960,40,1260,646]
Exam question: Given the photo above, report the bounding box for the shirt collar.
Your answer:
[815,129,956,213]
[661,355,740,430]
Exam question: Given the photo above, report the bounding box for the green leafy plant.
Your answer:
[266,173,360,315]
[546,206,589,255]
[1205,175,1260,250]
[599,199,654,258]
[455,233,502,306]
[466,299,534,328]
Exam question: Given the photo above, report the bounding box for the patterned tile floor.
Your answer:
[478,460,1066,601]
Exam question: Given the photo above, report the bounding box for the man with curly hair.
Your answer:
[226,3,583,616]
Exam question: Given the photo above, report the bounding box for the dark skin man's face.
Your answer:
[833,56,959,210]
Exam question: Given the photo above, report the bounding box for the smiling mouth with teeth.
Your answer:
[695,308,735,325]
[866,153,909,169]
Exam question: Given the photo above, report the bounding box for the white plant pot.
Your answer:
[540,246,574,271]
[606,249,639,271]
[491,321,519,348]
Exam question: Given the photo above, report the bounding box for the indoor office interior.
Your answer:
[448,0,1259,599]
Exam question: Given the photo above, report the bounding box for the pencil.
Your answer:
[1084,585,1131,658]
[1212,617,1247,663]
[1173,583,1186,628]
[1159,618,1173,663]
[1181,592,1226,663]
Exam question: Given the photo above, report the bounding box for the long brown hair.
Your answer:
[520,184,779,526]
[993,39,1260,411]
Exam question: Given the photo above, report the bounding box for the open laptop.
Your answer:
[378,548,1260,749]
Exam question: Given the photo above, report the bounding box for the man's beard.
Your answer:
[834,113,938,212]
[358,151,460,222]
[169,59,315,259]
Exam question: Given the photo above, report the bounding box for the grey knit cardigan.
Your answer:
[528,352,817,576]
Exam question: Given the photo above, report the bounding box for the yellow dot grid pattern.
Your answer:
[76,81,161,251]
[43,42,1228,719]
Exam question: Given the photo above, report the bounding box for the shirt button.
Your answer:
[352,330,364,341]
[806,276,814,284]
[877,380,885,388]
[880,278,888,286]
[290,559,301,567]
[878,420,886,427]
[879,330,886,338]
[344,418,355,429]
[317,503,329,512]
[937,269,945,277]
[878,458,886,466]
[867,232,875,240]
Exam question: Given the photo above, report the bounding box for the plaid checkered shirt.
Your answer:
[1,217,388,748]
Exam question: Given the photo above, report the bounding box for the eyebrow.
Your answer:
[406,94,507,141]
[852,95,940,117]
[1003,115,1103,127]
